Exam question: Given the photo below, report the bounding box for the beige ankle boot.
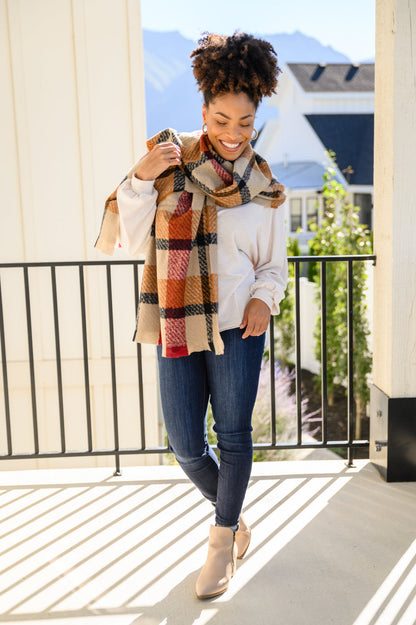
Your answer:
[235,513,251,559]
[196,525,237,599]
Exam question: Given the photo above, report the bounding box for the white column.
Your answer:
[371,0,416,480]
[373,0,416,396]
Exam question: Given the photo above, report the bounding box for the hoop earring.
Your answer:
[202,123,208,134]
[251,128,258,141]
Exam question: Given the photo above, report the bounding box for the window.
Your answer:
[354,193,373,228]
[306,197,319,231]
[290,198,302,231]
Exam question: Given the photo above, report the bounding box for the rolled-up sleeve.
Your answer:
[249,206,288,315]
[117,176,158,258]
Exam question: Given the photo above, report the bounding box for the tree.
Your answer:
[308,154,373,439]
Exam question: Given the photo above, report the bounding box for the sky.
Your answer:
[141,0,376,62]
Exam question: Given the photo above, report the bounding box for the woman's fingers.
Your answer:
[157,143,182,164]
[151,143,181,167]
[241,298,271,338]
[241,317,267,338]
[242,322,267,338]
[158,142,182,159]
[134,142,182,180]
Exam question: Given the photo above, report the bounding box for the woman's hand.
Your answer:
[240,298,271,338]
[134,142,182,181]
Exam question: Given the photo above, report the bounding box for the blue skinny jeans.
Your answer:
[156,327,265,527]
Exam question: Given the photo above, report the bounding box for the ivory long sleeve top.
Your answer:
[117,174,288,332]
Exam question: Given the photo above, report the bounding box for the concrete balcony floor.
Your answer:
[1,459,416,625]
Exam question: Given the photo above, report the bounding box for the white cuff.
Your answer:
[130,176,156,196]
[249,283,284,315]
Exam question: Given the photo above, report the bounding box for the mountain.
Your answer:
[143,29,351,136]
[257,30,350,65]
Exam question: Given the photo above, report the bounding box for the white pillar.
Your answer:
[0,0,161,470]
[371,0,416,480]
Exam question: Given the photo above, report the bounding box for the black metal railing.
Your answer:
[0,255,375,472]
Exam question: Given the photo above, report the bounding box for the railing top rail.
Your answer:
[0,254,376,269]
[0,259,146,268]
[288,254,376,262]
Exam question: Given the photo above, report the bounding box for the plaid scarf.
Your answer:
[95,128,285,357]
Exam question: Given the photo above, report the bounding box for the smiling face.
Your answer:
[202,92,256,161]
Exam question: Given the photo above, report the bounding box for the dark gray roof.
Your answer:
[287,63,374,92]
[305,114,374,185]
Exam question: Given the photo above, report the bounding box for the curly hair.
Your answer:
[190,31,281,108]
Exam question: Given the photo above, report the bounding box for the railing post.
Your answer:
[106,264,121,476]
[51,265,66,453]
[346,260,355,468]
[79,264,93,452]
[269,316,276,447]
[133,264,146,450]
[294,261,302,445]
[320,261,328,445]
[23,266,40,455]
[0,276,12,455]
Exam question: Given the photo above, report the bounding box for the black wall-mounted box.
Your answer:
[370,384,416,482]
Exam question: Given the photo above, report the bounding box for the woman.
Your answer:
[95,31,287,599]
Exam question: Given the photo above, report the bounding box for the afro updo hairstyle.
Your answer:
[190,31,281,109]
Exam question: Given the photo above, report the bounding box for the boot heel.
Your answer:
[235,513,251,559]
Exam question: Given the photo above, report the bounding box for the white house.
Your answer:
[256,62,375,252]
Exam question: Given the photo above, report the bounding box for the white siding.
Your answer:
[306,95,374,114]
[0,0,161,469]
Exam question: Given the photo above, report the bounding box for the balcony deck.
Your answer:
[1,459,416,625]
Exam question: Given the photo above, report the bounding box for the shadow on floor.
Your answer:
[0,460,415,625]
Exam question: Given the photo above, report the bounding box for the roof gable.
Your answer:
[287,63,374,92]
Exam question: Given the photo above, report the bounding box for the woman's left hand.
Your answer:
[240,298,271,338]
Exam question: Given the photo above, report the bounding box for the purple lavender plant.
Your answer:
[252,360,321,461]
